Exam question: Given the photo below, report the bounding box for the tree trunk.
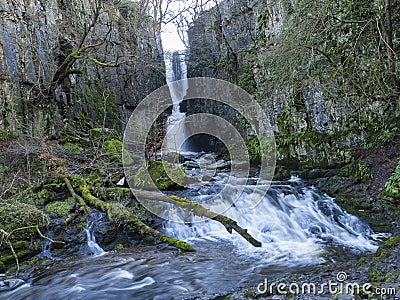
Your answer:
[67,177,195,252]
[136,191,262,247]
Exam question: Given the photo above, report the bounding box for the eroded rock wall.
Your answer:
[0,0,165,138]
[187,0,399,168]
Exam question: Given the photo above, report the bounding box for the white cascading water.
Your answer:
[163,158,384,266]
[162,51,189,154]
[85,211,106,256]
[39,233,53,258]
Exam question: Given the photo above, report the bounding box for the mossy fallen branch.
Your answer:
[136,191,262,247]
[70,177,195,252]
[64,177,89,213]
[1,226,64,275]
[88,57,117,67]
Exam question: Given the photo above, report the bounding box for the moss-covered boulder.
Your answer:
[37,189,55,206]
[134,160,187,190]
[103,139,122,155]
[0,202,49,241]
[368,235,400,283]
[0,202,49,272]
[45,199,74,218]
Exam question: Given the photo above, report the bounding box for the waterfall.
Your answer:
[162,50,189,154]
[86,211,106,257]
[39,232,53,258]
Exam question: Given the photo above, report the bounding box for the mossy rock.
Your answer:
[103,139,123,155]
[0,249,36,272]
[36,189,55,206]
[45,199,74,218]
[338,160,372,183]
[0,201,48,270]
[0,202,49,241]
[134,161,187,190]
[335,195,390,233]
[368,235,400,283]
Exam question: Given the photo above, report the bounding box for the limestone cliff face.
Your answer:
[0,0,165,138]
[187,0,399,168]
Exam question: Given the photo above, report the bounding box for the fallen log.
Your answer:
[135,191,262,247]
[66,177,195,252]
[64,177,89,214]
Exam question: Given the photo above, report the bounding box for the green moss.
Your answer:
[63,142,81,154]
[6,189,36,206]
[45,200,72,218]
[85,84,93,100]
[356,256,369,269]
[13,241,29,249]
[157,235,195,252]
[368,235,400,283]
[0,128,18,142]
[107,202,195,251]
[93,187,132,203]
[134,161,186,190]
[80,79,121,132]
[122,149,136,166]
[0,202,49,241]
[238,64,256,94]
[103,139,122,155]
[0,201,48,272]
[377,235,400,252]
[88,169,106,187]
[0,249,34,269]
[385,160,400,199]
[36,189,55,206]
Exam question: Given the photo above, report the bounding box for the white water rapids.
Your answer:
[162,157,380,267]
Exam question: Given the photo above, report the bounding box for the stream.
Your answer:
[0,153,384,299]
